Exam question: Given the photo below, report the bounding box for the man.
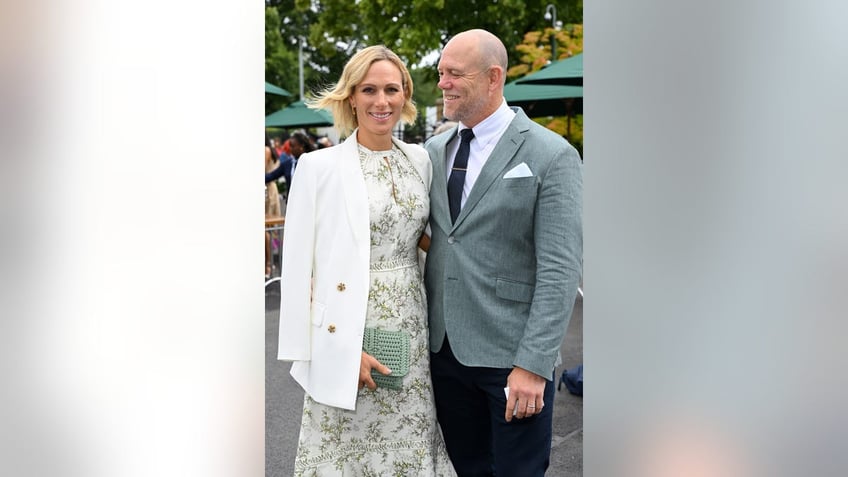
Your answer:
[424,29,583,476]
[284,131,314,190]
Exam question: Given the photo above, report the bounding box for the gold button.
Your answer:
[327,324,336,333]
[337,283,346,292]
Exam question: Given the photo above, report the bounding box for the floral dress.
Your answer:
[292,144,456,476]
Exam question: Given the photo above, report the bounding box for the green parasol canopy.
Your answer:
[515,53,583,86]
[265,100,333,128]
[504,81,582,117]
[265,81,292,96]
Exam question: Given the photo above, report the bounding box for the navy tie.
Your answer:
[447,129,474,223]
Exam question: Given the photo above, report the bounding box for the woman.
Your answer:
[276,45,456,476]
[264,134,282,279]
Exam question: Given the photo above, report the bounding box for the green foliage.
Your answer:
[508,24,584,80]
[403,113,429,145]
[265,1,584,151]
[409,68,440,112]
[265,7,298,114]
[542,114,582,155]
[266,0,582,94]
[507,20,583,156]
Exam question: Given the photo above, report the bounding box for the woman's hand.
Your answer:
[418,233,430,253]
[359,351,392,390]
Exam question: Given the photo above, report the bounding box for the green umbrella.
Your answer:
[504,81,582,117]
[265,81,292,96]
[265,100,333,128]
[515,53,583,86]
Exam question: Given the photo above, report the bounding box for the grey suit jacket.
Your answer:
[424,107,583,379]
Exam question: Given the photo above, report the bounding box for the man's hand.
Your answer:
[505,367,546,422]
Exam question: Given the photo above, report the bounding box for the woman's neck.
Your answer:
[356,130,393,151]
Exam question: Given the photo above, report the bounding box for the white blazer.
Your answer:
[277,131,432,410]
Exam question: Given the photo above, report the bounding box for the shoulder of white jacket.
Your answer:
[393,138,428,161]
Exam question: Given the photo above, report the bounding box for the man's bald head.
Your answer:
[447,29,509,86]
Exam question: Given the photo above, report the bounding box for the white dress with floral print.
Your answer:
[293,144,456,476]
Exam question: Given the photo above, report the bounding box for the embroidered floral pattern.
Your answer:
[293,145,455,476]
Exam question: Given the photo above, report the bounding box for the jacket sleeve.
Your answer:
[265,161,284,183]
[514,141,583,378]
[277,155,318,362]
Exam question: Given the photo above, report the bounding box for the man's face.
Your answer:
[290,139,304,157]
[437,37,490,127]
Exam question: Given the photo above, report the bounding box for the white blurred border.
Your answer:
[587,1,848,476]
[4,1,264,476]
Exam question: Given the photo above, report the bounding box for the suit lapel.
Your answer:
[428,129,457,231]
[452,112,529,229]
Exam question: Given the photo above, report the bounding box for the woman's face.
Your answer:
[350,60,404,147]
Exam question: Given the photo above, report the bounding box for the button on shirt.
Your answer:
[445,100,516,209]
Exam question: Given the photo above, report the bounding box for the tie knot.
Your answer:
[459,128,474,143]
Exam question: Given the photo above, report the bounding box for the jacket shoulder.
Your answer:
[425,129,453,149]
[403,142,428,162]
[394,140,432,182]
[509,109,578,155]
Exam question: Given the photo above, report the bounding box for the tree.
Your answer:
[266,0,582,88]
[265,2,349,105]
[507,23,584,80]
[507,23,584,154]
[264,0,583,143]
[265,7,298,114]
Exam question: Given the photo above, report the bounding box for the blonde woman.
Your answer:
[276,46,456,476]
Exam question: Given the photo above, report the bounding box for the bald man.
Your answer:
[423,29,583,476]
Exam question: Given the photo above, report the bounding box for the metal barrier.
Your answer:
[265,216,285,288]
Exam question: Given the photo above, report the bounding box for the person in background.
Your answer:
[283,131,314,191]
[276,45,456,476]
[273,133,288,159]
[264,160,285,184]
[423,29,583,476]
[431,120,458,139]
[265,134,283,279]
[316,136,333,148]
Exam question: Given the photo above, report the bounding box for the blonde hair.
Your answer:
[307,45,417,137]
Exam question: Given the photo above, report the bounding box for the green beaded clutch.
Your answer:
[362,327,410,390]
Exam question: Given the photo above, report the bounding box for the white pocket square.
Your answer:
[503,162,533,178]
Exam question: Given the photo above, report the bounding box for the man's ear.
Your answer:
[489,66,504,91]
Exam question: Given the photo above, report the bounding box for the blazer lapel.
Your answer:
[452,112,528,229]
[339,132,369,257]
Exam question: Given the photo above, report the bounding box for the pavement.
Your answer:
[265,283,583,476]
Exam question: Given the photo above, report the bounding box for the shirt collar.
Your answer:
[458,99,514,149]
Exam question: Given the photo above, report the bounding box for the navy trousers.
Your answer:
[431,338,556,477]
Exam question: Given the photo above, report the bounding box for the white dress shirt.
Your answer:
[446,99,516,208]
